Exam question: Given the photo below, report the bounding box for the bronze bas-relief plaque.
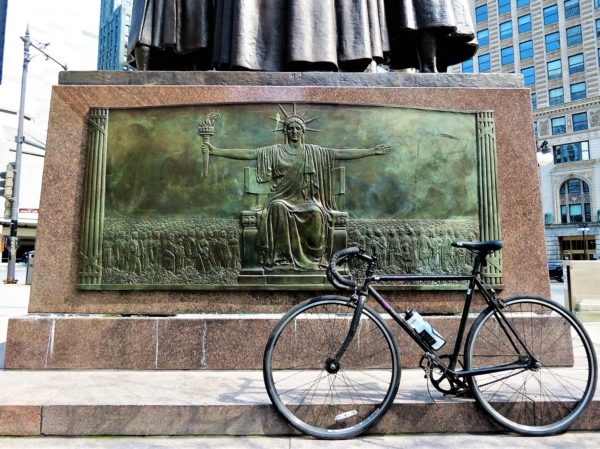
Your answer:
[79,103,501,290]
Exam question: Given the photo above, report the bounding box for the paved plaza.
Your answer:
[0,269,598,448]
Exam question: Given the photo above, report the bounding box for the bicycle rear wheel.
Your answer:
[263,295,400,439]
[465,296,597,435]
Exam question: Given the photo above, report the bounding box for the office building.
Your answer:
[98,0,133,70]
[457,0,600,260]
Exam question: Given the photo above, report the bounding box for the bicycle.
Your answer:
[263,241,597,439]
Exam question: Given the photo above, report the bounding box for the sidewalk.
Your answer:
[0,279,598,448]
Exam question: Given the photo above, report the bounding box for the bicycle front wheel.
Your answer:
[465,296,597,435]
[263,295,400,439]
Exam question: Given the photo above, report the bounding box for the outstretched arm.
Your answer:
[203,142,258,160]
[332,144,391,160]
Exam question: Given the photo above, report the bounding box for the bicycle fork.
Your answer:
[325,293,367,374]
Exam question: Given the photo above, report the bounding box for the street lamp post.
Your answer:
[5,26,67,284]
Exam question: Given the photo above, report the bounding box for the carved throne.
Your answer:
[238,166,348,285]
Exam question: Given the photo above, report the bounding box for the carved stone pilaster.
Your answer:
[80,108,109,285]
[477,112,503,285]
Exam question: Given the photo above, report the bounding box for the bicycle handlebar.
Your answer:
[327,246,374,291]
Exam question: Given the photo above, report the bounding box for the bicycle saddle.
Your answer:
[451,240,503,253]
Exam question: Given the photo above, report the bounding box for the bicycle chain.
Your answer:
[477,368,528,388]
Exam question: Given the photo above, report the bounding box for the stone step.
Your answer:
[578,299,600,312]
[0,370,598,436]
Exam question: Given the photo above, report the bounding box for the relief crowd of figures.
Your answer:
[99,217,480,285]
[101,217,241,285]
[347,219,480,275]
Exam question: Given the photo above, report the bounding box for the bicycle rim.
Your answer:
[263,296,400,439]
[465,296,597,435]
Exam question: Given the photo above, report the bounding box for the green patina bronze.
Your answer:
[78,103,500,290]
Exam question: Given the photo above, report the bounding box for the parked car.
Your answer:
[548,260,564,282]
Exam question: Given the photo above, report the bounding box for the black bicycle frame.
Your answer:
[355,256,534,380]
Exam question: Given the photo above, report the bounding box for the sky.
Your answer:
[0,0,101,136]
[0,0,101,216]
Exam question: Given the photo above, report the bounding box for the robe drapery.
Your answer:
[385,0,478,72]
[255,144,337,270]
[128,0,214,69]
[213,0,389,71]
[128,0,476,72]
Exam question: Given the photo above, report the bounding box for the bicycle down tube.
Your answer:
[357,271,533,381]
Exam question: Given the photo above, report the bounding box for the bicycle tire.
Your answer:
[465,295,597,435]
[263,295,401,439]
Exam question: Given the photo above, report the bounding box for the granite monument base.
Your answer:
[6,72,548,370]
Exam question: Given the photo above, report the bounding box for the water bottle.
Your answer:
[405,310,446,350]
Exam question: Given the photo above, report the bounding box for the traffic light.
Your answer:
[0,162,15,218]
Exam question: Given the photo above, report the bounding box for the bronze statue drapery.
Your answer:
[128,0,477,73]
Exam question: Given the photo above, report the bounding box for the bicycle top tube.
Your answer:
[327,240,503,292]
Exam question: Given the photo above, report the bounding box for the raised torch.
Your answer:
[198,112,220,177]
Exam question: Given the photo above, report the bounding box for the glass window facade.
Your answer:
[462,59,474,73]
[501,46,514,65]
[547,59,562,80]
[531,92,537,109]
[499,21,513,40]
[544,5,559,25]
[518,0,530,7]
[559,178,591,224]
[498,0,511,14]
[549,87,564,105]
[572,112,588,131]
[568,53,584,74]
[570,82,586,100]
[476,4,488,23]
[520,40,533,60]
[554,142,589,163]
[567,25,582,46]
[477,29,489,46]
[552,116,567,135]
[545,32,561,52]
[479,53,491,72]
[564,0,580,19]
[522,66,535,85]
[518,14,532,33]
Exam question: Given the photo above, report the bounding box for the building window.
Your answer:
[479,53,491,72]
[597,0,600,9]
[570,82,586,100]
[564,0,580,19]
[499,21,513,40]
[462,59,474,73]
[501,46,514,65]
[520,40,533,60]
[568,53,584,74]
[477,29,489,46]
[559,178,591,224]
[544,5,559,25]
[545,32,560,52]
[551,116,567,135]
[553,141,590,163]
[549,87,564,105]
[518,0,530,7]
[566,25,582,46]
[476,4,488,23]
[572,112,588,131]
[522,66,535,85]
[498,0,511,14]
[547,59,562,80]
[518,14,532,33]
[596,19,600,38]
[531,92,537,109]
